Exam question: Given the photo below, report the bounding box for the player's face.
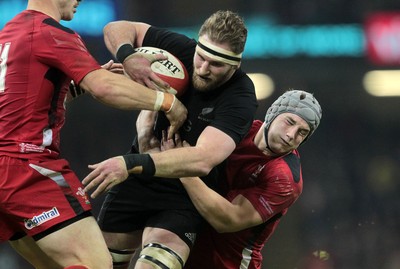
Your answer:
[192,43,238,92]
[266,113,310,155]
[58,0,81,21]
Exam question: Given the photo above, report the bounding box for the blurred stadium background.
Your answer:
[1,0,400,268]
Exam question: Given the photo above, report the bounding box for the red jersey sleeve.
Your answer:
[35,17,101,84]
[227,153,303,222]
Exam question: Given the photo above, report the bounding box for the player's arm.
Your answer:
[136,110,161,154]
[66,60,124,102]
[79,68,186,138]
[180,177,263,233]
[103,21,169,90]
[151,126,235,176]
[103,21,149,52]
[83,126,236,198]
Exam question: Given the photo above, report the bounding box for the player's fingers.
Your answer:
[165,87,178,95]
[150,74,170,90]
[101,60,113,70]
[174,132,181,141]
[82,164,100,185]
[161,130,167,142]
[109,63,124,74]
[83,174,103,193]
[174,133,182,147]
[87,170,114,198]
[142,52,168,64]
[144,79,159,91]
[90,180,107,199]
[167,125,177,140]
[152,53,168,62]
[83,177,98,194]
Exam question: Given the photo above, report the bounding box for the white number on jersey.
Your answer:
[0,42,11,93]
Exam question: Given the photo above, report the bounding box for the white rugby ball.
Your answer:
[134,46,189,96]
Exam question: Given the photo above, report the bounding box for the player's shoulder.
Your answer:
[40,17,75,34]
[264,150,302,184]
[282,151,302,183]
[223,70,256,99]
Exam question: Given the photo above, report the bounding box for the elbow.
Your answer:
[210,215,245,233]
[90,79,113,100]
[212,221,240,233]
[103,23,111,36]
[195,152,220,176]
[81,69,111,99]
[103,21,122,37]
[213,225,231,233]
[194,162,215,177]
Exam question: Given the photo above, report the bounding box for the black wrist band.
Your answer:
[123,154,156,176]
[116,43,136,63]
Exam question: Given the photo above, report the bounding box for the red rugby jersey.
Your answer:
[0,10,100,159]
[185,120,303,269]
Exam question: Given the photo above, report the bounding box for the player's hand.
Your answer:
[82,156,128,198]
[160,130,176,151]
[101,59,124,74]
[123,52,170,91]
[136,110,161,153]
[159,130,182,151]
[161,130,190,151]
[164,98,187,139]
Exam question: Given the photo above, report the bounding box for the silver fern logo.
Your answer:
[201,107,214,115]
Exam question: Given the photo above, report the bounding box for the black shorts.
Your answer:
[97,176,205,248]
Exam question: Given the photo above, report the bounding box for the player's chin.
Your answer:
[271,143,292,156]
[62,14,74,21]
[193,76,215,92]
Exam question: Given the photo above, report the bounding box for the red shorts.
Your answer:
[0,156,92,241]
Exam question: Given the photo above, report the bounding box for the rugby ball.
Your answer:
[134,46,189,97]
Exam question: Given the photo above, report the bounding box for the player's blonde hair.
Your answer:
[198,10,247,54]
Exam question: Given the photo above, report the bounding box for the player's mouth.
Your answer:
[198,75,211,82]
[281,138,291,147]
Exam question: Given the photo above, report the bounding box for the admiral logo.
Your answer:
[24,207,60,230]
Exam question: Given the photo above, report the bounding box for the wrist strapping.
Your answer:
[116,43,136,63]
[162,93,176,113]
[154,92,176,113]
[123,154,156,176]
[154,91,164,111]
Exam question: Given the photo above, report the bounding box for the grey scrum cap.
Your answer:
[264,90,322,140]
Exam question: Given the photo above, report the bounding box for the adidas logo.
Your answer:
[185,232,196,244]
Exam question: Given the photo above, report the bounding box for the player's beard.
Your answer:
[192,72,230,92]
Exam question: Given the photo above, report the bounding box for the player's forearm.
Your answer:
[124,128,233,177]
[81,69,173,111]
[137,127,161,154]
[136,111,160,153]
[150,147,216,178]
[180,177,240,233]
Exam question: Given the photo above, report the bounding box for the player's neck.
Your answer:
[27,1,61,22]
